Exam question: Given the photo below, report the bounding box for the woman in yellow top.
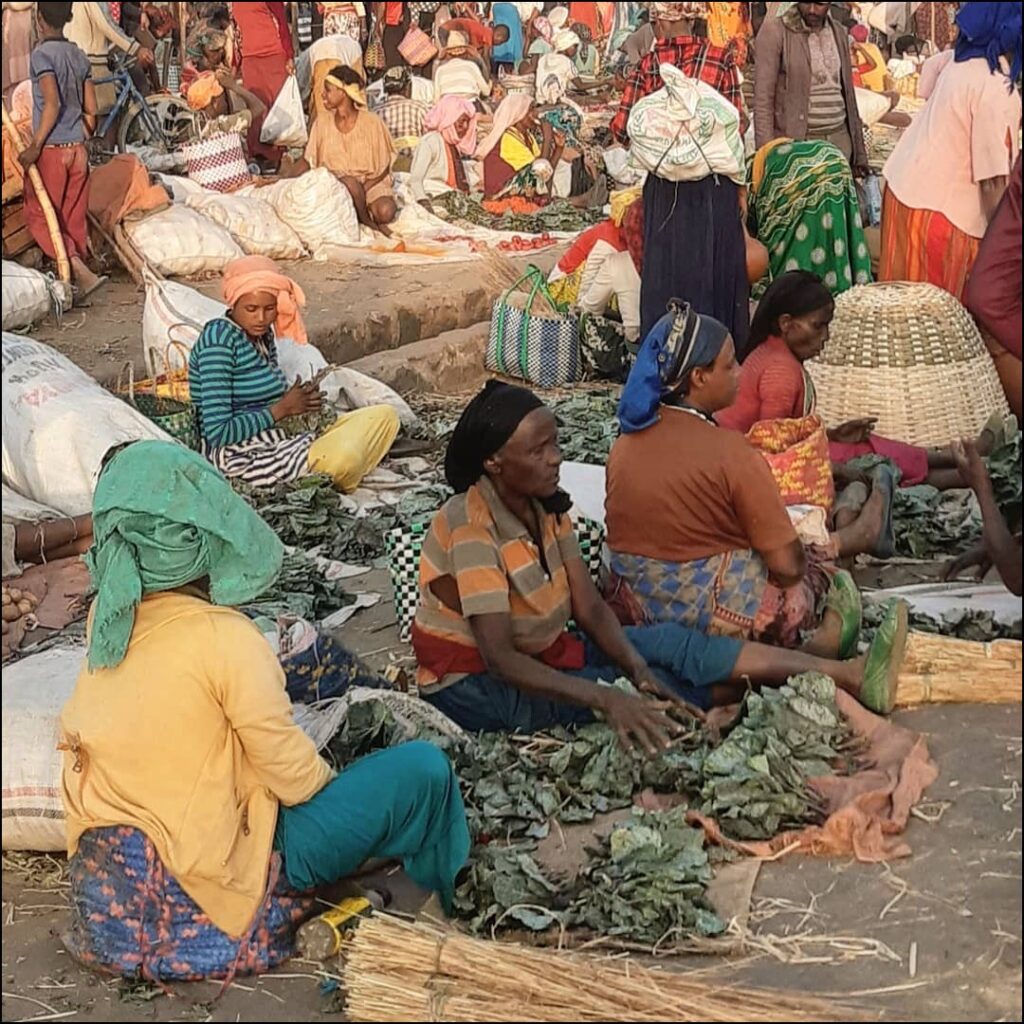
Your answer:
[477,92,559,199]
[302,65,398,232]
[60,441,469,981]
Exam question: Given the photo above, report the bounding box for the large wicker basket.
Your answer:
[806,282,1010,447]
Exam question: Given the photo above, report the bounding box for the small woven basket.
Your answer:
[806,282,1010,448]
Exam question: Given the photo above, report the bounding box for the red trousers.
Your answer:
[24,143,90,261]
[241,53,289,163]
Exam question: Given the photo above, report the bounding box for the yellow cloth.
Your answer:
[60,592,333,938]
[499,130,541,172]
[308,406,401,492]
[855,42,887,92]
[610,185,642,226]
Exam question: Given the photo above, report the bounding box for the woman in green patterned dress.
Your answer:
[747,138,873,297]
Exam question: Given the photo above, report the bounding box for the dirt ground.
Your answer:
[4,263,1022,1023]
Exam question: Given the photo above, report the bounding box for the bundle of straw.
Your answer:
[896,631,1022,707]
[342,916,865,1023]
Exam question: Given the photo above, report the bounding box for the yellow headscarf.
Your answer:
[325,73,367,108]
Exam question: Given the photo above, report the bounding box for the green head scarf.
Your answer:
[85,441,284,671]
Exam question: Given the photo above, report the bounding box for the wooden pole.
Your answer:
[1,102,72,286]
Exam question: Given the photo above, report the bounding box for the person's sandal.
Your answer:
[859,599,909,715]
[825,570,862,660]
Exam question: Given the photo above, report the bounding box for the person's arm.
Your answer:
[82,79,98,138]
[753,17,781,149]
[19,73,60,168]
[609,62,643,144]
[952,440,1022,596]
[217,69,268,117]
[13,515,93,563]
[88,0,150,61]
[214,614,335,805]
[980,175,1009,224]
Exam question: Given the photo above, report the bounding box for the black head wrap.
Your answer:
[444,381,572,514]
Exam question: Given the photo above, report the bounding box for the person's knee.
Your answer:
[372,197,398,225]
[404,741,456,793]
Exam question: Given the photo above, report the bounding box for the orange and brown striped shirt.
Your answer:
[414,477,581,693]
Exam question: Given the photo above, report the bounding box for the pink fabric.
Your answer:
[883,55,1020,239]
[425,96,479,155]
[829,438,930,487]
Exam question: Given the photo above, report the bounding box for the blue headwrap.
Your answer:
[954,2,1022,86]
[618,301,731,435]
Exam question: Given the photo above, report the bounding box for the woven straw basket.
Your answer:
[807,283,1010,448]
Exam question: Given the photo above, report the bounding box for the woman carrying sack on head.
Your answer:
[188,256,400,492]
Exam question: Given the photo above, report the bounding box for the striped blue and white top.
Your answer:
[189,317,313,487]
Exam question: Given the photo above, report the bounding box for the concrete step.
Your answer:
[345,322,491,396]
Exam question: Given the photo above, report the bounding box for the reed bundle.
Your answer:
[896,631,1022,707]
[342,915,866,1023]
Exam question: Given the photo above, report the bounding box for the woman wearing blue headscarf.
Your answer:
[491,2,525,70]
[881,1,1022,300]
[605,302,900,658]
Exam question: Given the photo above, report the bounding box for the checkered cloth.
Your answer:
[610,37,745,144]
[379,96,430,151]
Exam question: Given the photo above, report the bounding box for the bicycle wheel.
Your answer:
[117,93,197,154]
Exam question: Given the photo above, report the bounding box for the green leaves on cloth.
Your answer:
[700,673,853,841]
[432,191,605,234]
[549,389,621,466]
[234,474,450,568]
[862,601,1022,643]
[244,549,354,622]
[85,442,284,670]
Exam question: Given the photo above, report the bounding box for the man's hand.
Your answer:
[852,159,871,179]
[215,68,238,91]
[632,665,706,722]
[942,542,993,583]
[828,417,878,444]
[598,689,687,758]
[286,59,296,76]
[135,45,156,69]
[951,438,992,494]
[17,141,42,170]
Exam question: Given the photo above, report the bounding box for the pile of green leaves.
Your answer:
[452,808,724,943]
[453,720,704,844]
[862,601,1022,643]
[700,673,854,840]
[244,549,353,621]
[989,431,1022,530]
[433,191,604,234]
[572,808,724,942]
[894,486,981,560]
[549,389,621,465]
[235,474,449,567]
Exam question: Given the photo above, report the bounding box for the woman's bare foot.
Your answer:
[802,607,843,658]
[832,484,886,558]
[70,257,108,305]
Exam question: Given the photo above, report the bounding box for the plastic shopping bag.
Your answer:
[260,75,309,149]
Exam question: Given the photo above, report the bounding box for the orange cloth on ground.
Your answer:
[221,256,309,345]
[605,406,797,564]
[87,154,170,233]
[692,689,938,861]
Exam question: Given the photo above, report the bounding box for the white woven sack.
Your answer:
[185,193,306,260]
[260,75,309,148]
[1,646,84,851]
[249,169,360,257]
[1,261,66,331]
[141,268,224,376]
[1,484,60,524]
[125,206,243,277]
[627,63,745,183]
[2,333,170,515]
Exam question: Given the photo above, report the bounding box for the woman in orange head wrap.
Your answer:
[187,257,400,491]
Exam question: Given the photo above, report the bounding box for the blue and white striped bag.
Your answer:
[486,266,581,389]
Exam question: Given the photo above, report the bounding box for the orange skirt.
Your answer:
[879,189,981,302]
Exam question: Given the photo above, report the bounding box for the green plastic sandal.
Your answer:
[825,570,863,660]
[860,600,910,715]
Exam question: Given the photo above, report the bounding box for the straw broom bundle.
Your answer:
[342,916,865,1023]
[896,631,1022,707]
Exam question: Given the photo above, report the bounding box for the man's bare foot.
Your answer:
[802,607,843,658]
[833,485,886,558]
[70,257,108,305]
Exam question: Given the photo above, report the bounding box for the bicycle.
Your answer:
[92,52,197,155]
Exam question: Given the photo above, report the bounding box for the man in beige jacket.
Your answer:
[754,1,867,174]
